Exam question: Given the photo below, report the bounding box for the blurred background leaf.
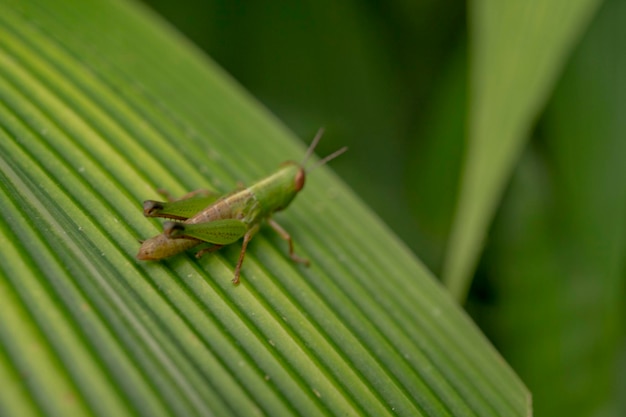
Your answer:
[140,0,626,416]
[478,0,626,415]
[0,0,533,416]
[444,0,603,299]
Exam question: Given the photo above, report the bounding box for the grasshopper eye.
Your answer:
[294,168,306,191]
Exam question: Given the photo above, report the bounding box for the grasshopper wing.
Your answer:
[164,219,247,245]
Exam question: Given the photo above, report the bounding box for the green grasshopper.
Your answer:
[136,129,347,284]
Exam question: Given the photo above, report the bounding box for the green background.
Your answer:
[0,0,624,415]
[141,0,625,416]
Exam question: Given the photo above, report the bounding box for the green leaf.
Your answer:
[0,0,529,416]
[442,0,603,300]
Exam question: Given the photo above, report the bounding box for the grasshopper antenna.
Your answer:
[307,146,348,172]
[302,127,348,172]
[301,127,326,166]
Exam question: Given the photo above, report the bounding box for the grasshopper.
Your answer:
[136,129,347,284]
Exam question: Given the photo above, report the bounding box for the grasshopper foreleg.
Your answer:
[267,218,310,267]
